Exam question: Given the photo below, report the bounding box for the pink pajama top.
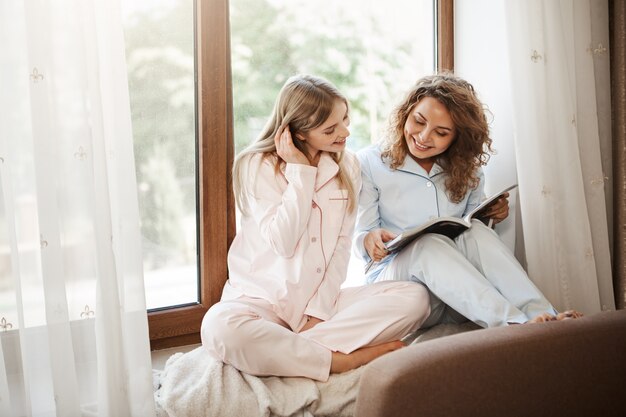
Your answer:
[222,152,361,332]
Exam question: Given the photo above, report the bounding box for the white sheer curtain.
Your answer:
[504,0,615,314]
[0,1,155,416]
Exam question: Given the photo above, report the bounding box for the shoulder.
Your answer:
[240,153,281,183]
[356,144,382,160]
[247,152,278,171]
[340,150,361,182]
[465,167,485,196]
[356,144,384,167]
[474,166,485,183]
[341,149,360,170]
[357,144,394,178]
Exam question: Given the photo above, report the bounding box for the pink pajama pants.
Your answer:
[200,281,430,381]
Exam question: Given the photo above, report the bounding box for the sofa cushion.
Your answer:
[355,310,626,417]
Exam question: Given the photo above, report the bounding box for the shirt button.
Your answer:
[312,202,317,208]
[311,237,317,243]
[316,267,322,273]
[426,182,432,187]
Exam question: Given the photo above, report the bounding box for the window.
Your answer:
[122,0,199,312]
[119,0,234,350]
[137,0,452,349]
[231,0,436,154]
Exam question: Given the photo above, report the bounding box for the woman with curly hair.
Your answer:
[354,73,578,328]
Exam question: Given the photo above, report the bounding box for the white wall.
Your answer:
[454,0,520,252]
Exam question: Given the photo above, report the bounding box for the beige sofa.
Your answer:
[355,309,626,417]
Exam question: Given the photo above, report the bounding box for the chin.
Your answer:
[409,149,427,159]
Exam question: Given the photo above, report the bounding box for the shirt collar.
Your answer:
[314,152,340,190]
[388,153,444,178]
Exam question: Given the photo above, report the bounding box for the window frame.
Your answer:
[148,0,453,350]
[437,0,454,71]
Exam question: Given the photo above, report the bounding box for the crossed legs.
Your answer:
[201,281,430,381]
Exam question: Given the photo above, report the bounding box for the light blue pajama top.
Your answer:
[354,144,486,282]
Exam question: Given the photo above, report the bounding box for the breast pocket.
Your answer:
[322,189,349,244]
[325,189,349,230]
[328,189,349,202]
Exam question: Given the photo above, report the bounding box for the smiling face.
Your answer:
[298,99,350,164]
[403,96,456,172]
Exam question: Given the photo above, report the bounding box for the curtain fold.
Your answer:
[611,0,626,309]
[504,0,615,314]
[0,0,155,415]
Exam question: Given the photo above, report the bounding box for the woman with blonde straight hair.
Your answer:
[201,74,431,381]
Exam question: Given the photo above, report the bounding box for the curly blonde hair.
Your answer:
[381,73,493,203]
[233,74,356,215]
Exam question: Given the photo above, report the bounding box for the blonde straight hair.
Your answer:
[233,74,356,215]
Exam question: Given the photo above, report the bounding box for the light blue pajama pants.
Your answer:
[376,219,557,328]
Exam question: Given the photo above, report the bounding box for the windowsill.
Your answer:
[2,325,200,372]
[151,343,200,370]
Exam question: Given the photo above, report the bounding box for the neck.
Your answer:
[409,154,434,173]
[307,150,321,167]
[418,160,434,173]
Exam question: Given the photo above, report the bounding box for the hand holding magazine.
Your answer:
[364,184,518,273]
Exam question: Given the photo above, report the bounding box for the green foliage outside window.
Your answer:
[123,0,433,270]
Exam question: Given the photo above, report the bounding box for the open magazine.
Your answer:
[364,183,518,273]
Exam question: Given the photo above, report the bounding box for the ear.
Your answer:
[295,132,306,141]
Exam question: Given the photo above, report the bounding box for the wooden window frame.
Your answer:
[437,0,454,72]
[148,0,453,350]
[148,0,235,350]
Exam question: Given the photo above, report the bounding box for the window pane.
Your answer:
[230,0,435,153]
[122,0,198,310]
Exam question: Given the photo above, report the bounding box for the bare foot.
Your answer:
[556,310,584,320]
[330,340,405,374]
[527,313,557,323]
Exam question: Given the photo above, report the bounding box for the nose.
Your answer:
[340,123,350,138]
[418,127,432,143]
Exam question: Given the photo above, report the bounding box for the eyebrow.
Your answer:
[416,111,453,131]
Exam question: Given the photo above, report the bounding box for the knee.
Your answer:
[401,234,456,270]
[393,282,431,324]
[411,233,455,254]
[466,219,500,242]
[407,283,431,322]
[201,302,255,360]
